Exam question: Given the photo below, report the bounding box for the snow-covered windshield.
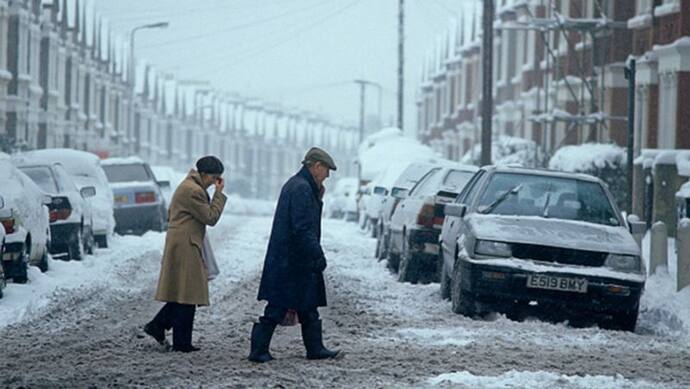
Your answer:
[102,164,151,183]
[477,173,620,226]
[443,170,474,192]
[19,166,59,193]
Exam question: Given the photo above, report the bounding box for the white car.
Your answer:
[17,149,115,248]
[13,158,96,261]
[0,216,6,297]
[325,177,359,221]
[0,160,52,283]
[151,165,185,208]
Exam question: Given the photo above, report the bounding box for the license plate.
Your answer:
[527,274,587,293]
[115,195,129,204]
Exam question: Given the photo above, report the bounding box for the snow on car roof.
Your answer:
[101,156,146,166]
[358,134,440,182]
[487,165,601,183]
[13,149,101,175]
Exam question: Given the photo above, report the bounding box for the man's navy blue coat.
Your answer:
[257,166,327,310]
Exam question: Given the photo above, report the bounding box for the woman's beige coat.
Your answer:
[155,170,226,306]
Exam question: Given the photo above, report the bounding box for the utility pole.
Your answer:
[397,0,404,132]
[480,0,494,166]
[624,59,636,214]
[354,79,367,143]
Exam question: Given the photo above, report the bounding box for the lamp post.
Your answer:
[127,21,169,154]
[354,79,383,142]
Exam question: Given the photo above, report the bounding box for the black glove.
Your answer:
[313,256,327,273]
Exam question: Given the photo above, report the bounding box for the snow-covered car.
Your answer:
[375,161,437,260]
[102,157,168,235]
[17,149,115,248]
[14,159,96,261]
[0,211,6,297]
[325,177,359,221]
[151,165,185,208]
[439,166,647,331]
[0,160,52,282]
[388,164,478,284]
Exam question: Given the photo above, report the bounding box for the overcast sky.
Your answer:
[93,0,476,136]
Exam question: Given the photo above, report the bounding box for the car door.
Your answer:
[55,164,90,228]
[390,168,441,251]
[441,171,486,271]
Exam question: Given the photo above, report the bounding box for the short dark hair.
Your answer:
[196,155,224,175]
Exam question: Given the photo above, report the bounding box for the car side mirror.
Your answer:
[627,214,646,235]
[157,180,171,189]
[393,189,408,199]
[80,186,96,199]
[444,203,467,218]
[42,194,52,206]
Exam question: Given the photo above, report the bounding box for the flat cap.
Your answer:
[196,155,224,175]
[302,147,337,171]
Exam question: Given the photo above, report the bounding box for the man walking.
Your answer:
[248,147,340,363]
[144,156,227,352]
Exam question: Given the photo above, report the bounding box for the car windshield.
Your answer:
[476,172,620,226]
[103,164,151,183]
[19,166,59,193]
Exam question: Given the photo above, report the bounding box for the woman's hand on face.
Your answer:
[215,177,225,193]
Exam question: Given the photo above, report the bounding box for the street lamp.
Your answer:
[126,21,169,152]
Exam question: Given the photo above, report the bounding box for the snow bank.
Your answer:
[357,128,440,183]
[548,143,625,172]
[461,135,539,167]
[428,370,656,388]
[0,232,165,330]
[639,233,690,341]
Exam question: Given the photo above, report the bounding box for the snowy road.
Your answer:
[1,213,689,388]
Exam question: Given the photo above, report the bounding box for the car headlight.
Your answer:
[605,254,641,273]
[474,240,512,258]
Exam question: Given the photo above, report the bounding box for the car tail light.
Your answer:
[416,203,445,228]
[49,196,72,222]
[1,218,15,234]
[135,191,156,204]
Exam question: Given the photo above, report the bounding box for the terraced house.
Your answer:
[0,0,358,199]
[417,0,690,162]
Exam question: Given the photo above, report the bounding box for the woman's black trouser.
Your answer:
[151,302,196,347]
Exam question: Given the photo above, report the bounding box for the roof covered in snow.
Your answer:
[101,156,146,166]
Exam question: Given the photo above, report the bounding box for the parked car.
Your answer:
[388,164,478,283]
[14,158,97,260]
[102,157,168,235]
[0,213,6,297]
[18,149,115,248]
[375,161,437,260]
[439,166,647,331]
[0,160,52,282]
[151,165,185,208]
[325,177,359,221]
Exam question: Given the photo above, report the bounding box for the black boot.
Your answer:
[144,321,166,345]
[172,344,200,353]
[301,320,340,360]
[248,322,276,363]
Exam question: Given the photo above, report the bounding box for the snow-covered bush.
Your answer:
[549,143,627,210]
[460,136,542,168]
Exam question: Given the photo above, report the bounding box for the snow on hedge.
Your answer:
[677,181,690,199]
[634,149,690,176]
[548,143,625,172]
[461,135,539,167]
[357,128,440,183]
[101,156,146,165]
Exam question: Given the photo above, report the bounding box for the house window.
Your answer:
[658,72,677,148]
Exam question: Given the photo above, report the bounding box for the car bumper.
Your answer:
[458,259,644,314]
[408,228,441,256]
[49,223,80,255]
[113,204,163,233]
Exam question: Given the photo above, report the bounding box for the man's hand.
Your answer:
[215,177,225,193]
[314,256,327,273]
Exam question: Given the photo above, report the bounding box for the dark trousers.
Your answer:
[259,303,319,326]
[151,302,196,347]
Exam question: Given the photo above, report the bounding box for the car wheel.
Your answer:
[370,220,378,238]
[440,255,451,300]
[375,234,382,259]
[38,249,49,273]
[95,234,108,249]
[13,244,30,284]
[608,307,639,332]
[84,227,95,255]
[398,237,419,284]
[69,229,85,261]
[450,254,477,317]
